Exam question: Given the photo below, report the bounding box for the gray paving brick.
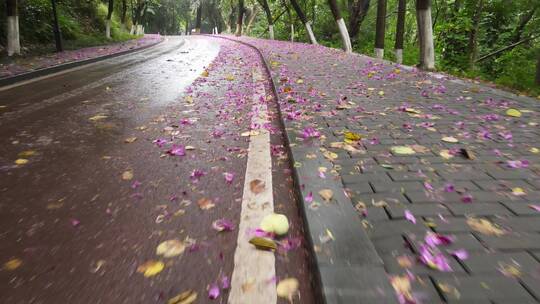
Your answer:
[500,200,540,216]
[367,219,428,239]
[433,276,536,302]
[486,169,536,180]
[362,206,390,221]
[430,218,473,233]
[358,193,409,205]
[344,182,373,194]
[370,181,424,193]
[521,275,540,300]
[526,179,540,190]
[405,191,464,204]
[382,253,466,275]
[341,172,391,184]
[478,233,540,250]
[386,204,451,219]
[437,171,493,181]
[473,179,537,192]
[408,232,486,252]
[372,236,411,254]
[462,252,540,275]
[374,156,421,164]
[319,265,399,304]
[388,171,439,182]
[446,202,513,216]
[493,216,540,232]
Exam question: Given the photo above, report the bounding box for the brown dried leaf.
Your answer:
[124,137,137,143]
[156,239,186,258]
[197,198,215,210]
[318,189,334,202]
[467,218,506,236]
[250,179,265,194]
[122,170,133,181]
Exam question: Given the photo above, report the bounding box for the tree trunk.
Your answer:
[228,0,236,33]
[120,0,127,26]
[328,0,352,52]
[195,4,202,33]
[374,0,387,58]
[245,6,259,34]
[290,0,317,44]
[260,0,274,39]
[51,0,63,52]
[416,0,435,70]
[348,0,370,39]
[6,0,21,56]
[467,0,484,69]
[235,0,244,36]
[106,0,114,39]
[394,0,406,63]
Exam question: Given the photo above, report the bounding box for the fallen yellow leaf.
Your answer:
[4,258,22,271]
[391,146,416,155]
[156,239,186,258]
[441,136,459,143]
[506,108,522,117]
[124,137,137,143]
[137,260,164,277]
[18,150,36,157]
[122,170,133,180]
[88,114,108,121]
[14,158,29,165]
[276,278,299,300]
[260,213,289,236]
[467,217,506,236]
[168,290,198,304]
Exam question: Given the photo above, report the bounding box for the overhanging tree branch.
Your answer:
[475,35,539,63]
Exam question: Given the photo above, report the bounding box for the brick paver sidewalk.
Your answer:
[232,36,540,303]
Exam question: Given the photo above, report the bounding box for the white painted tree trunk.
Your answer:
[290,24,295,42]
[7,16,21,56]
[375,48,384,59]
[136,25,144,35]
[395,49,403,64]
[417,8,435,69]
[106,19,112,39]
[305,21,317,45]
[130,24,136,35]
[215,27,218,34]
[268,25,274,40]
[336,18,352,53]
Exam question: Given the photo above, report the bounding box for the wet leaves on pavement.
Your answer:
[167,290,198,304]
[137,260,165,277]
[156,239,186,258]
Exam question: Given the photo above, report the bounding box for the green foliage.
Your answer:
[246,0,539,95]
[0,0,138,54]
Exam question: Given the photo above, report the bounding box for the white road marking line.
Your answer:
[228,68,276,304]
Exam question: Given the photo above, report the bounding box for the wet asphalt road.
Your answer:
[0,36,314,303]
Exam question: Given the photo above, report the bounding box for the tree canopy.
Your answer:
[2,0,539,93]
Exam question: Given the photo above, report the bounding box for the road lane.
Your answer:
[0,36,314,303]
